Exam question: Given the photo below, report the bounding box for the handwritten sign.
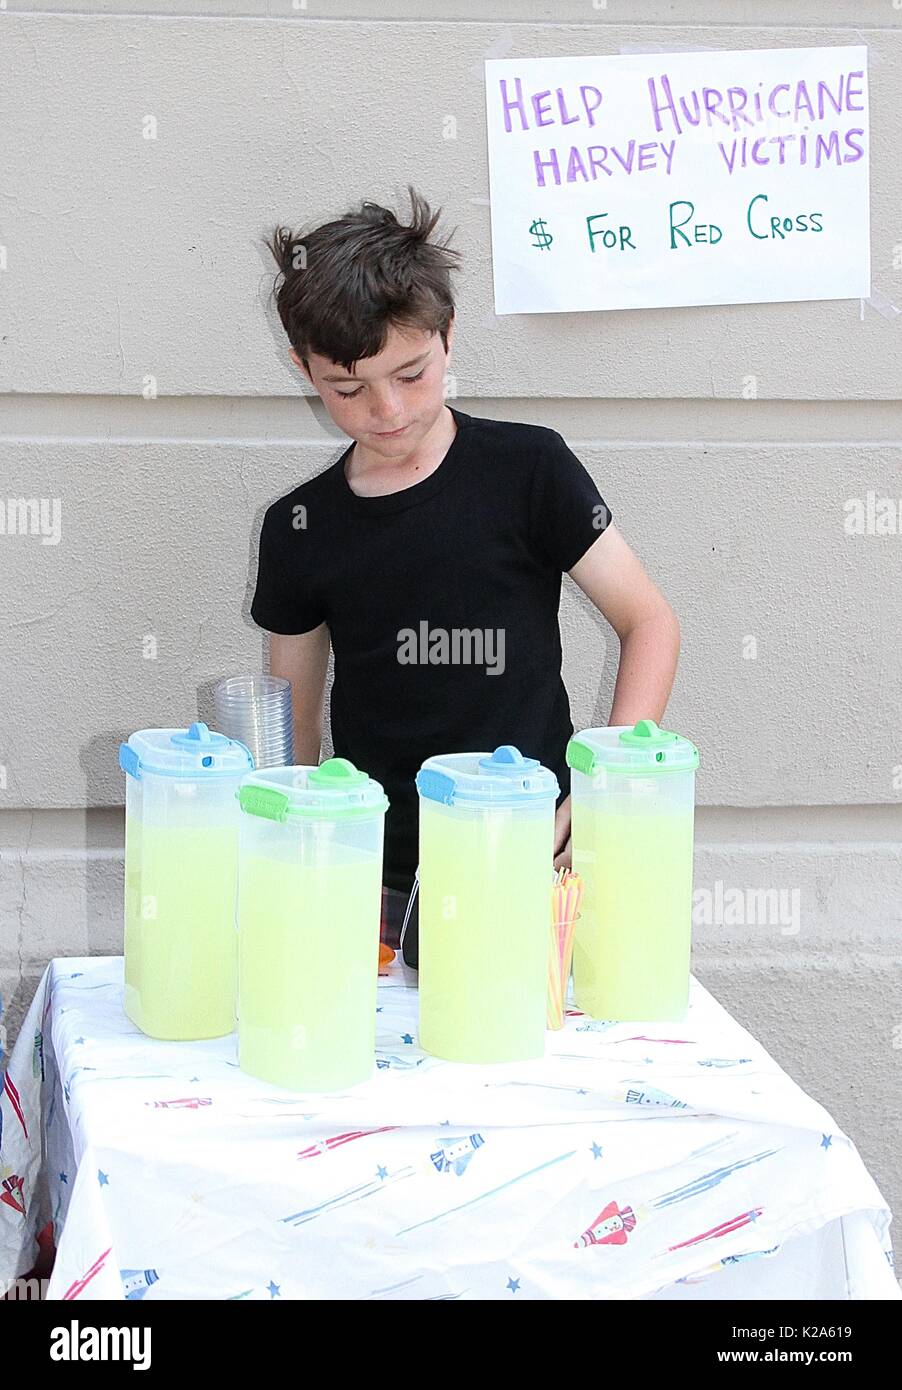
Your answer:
[484,46,869,314]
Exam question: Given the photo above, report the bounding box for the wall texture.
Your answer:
[1,3,900,1262]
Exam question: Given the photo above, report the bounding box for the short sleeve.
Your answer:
[528,430,612,572]
[250,503,325,635]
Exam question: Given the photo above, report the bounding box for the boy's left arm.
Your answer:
[553,522,681,869]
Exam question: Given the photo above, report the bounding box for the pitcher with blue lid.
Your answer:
[119,722,254,1040]
[416,745,559,1063]
[566,719,700,1021]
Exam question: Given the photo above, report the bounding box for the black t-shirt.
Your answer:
[250,406,612,892]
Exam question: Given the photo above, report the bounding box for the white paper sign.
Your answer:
[484,46,869,314]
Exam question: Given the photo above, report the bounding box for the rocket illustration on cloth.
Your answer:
[375,1055,427,1071]
[624,1083,687,1109]
[1,1173,26,1216]
[121,1268,159,1300]
[574,1200,637,1248]
[667,1207,763,1252]
[3,1073,28,1139]
[615,1035,694,1046]
[297,1127,399,1160]
[146,1097,212,1110]
[62,1248,112,1300]
[430,1134,485,1176]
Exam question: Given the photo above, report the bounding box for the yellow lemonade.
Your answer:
[571,805,694,1020]
[237,850,381,1091]
[123,810,142,1016]
[123,817,239,1039]
[418,803,553,1063]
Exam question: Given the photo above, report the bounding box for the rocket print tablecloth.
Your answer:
[0,956,898,1301]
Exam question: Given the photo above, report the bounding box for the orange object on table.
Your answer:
[547,868,583,1029]
[378,943,395,973]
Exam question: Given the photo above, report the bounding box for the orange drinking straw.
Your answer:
[547,868,583,1029]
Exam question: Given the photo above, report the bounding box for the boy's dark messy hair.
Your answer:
[265,185,461,375]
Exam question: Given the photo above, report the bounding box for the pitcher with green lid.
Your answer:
[566,719,699,1021]
[236,758,388,1091]
[119,721,254,1040]
[416,745,559,1064]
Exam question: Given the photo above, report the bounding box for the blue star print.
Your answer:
[59,1172,68,1184]
[376,1166,388,1181]
[401,1033,414,1045]
[590,1142,603,1159]
[507,1277,520,1293]
[98,1170,109,1186]
[267,1280,281,1298]
[821,1134,833,1151]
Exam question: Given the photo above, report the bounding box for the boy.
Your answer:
[252,187,680,965]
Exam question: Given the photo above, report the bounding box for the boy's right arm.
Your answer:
[269,624,331,766]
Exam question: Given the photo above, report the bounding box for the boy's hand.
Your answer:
[553,794,572,872]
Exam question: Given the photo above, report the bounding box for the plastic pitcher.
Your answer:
[236,758,388,1091]
[119,722,254,1040]
[416,745,559,1063]
[566,719,699,1021]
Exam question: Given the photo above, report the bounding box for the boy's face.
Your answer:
[290,320,454,455]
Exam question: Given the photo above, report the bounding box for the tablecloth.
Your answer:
[1,956,898,1301]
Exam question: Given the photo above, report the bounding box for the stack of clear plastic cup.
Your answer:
[213,674,294,769]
